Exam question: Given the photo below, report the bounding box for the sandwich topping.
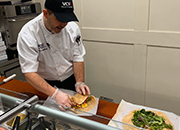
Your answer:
[132,109,173,130]
[75,97,92,108]
[70,93,97,114]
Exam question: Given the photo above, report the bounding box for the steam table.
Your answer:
[0,77,119,125]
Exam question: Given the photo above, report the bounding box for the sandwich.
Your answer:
[122,109,173,130]
[70,93,97,114]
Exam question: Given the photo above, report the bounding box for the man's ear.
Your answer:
[43,9,48,19]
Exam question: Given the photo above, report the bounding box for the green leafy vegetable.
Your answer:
[85,97,91,103]
[132,109,173,130]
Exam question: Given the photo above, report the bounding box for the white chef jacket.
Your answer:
[17,13,86,81]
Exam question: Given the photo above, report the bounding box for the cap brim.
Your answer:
[53,12,79,23]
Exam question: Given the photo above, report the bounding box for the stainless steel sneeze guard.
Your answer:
[31,104,121,130]
[0,94,38,124]
[0,93,121,130]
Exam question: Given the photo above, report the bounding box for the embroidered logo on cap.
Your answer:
[61,2,73,8]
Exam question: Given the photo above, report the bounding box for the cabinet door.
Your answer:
[146,46,180,115]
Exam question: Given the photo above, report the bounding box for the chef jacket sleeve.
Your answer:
[73,42,86,62]
[17,31,39,73]
[71,23,86,62]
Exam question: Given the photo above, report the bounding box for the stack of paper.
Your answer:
[0,32,8,62]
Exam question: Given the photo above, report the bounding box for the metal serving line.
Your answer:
[0,92,120,130]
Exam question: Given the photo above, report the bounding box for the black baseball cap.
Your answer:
[45,0,79,22]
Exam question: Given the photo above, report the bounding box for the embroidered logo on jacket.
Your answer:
[75,35,81,46]
[38,43,48,52]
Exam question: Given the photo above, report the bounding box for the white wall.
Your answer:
[36,0,180,115]
[74,0,180,115]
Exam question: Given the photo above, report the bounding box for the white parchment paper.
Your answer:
[40,89,99,117]
[108,99,180,130]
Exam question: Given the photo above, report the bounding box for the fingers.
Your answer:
[85,86,90,95]
[54,91,73,111]
[64,102,71,108]
[59,106,66,111]
[58,100,72,111]
[76,88,82,95]
[67,100,72,107]
[81,86,86,95]
[76,84,91,95]
[64,94,72,107]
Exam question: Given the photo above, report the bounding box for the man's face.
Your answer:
[44,10,68,34]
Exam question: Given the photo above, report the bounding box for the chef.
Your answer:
[17,0,90,110]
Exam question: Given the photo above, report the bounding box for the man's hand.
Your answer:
[75,82,90,95]
[51,89,72,111]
